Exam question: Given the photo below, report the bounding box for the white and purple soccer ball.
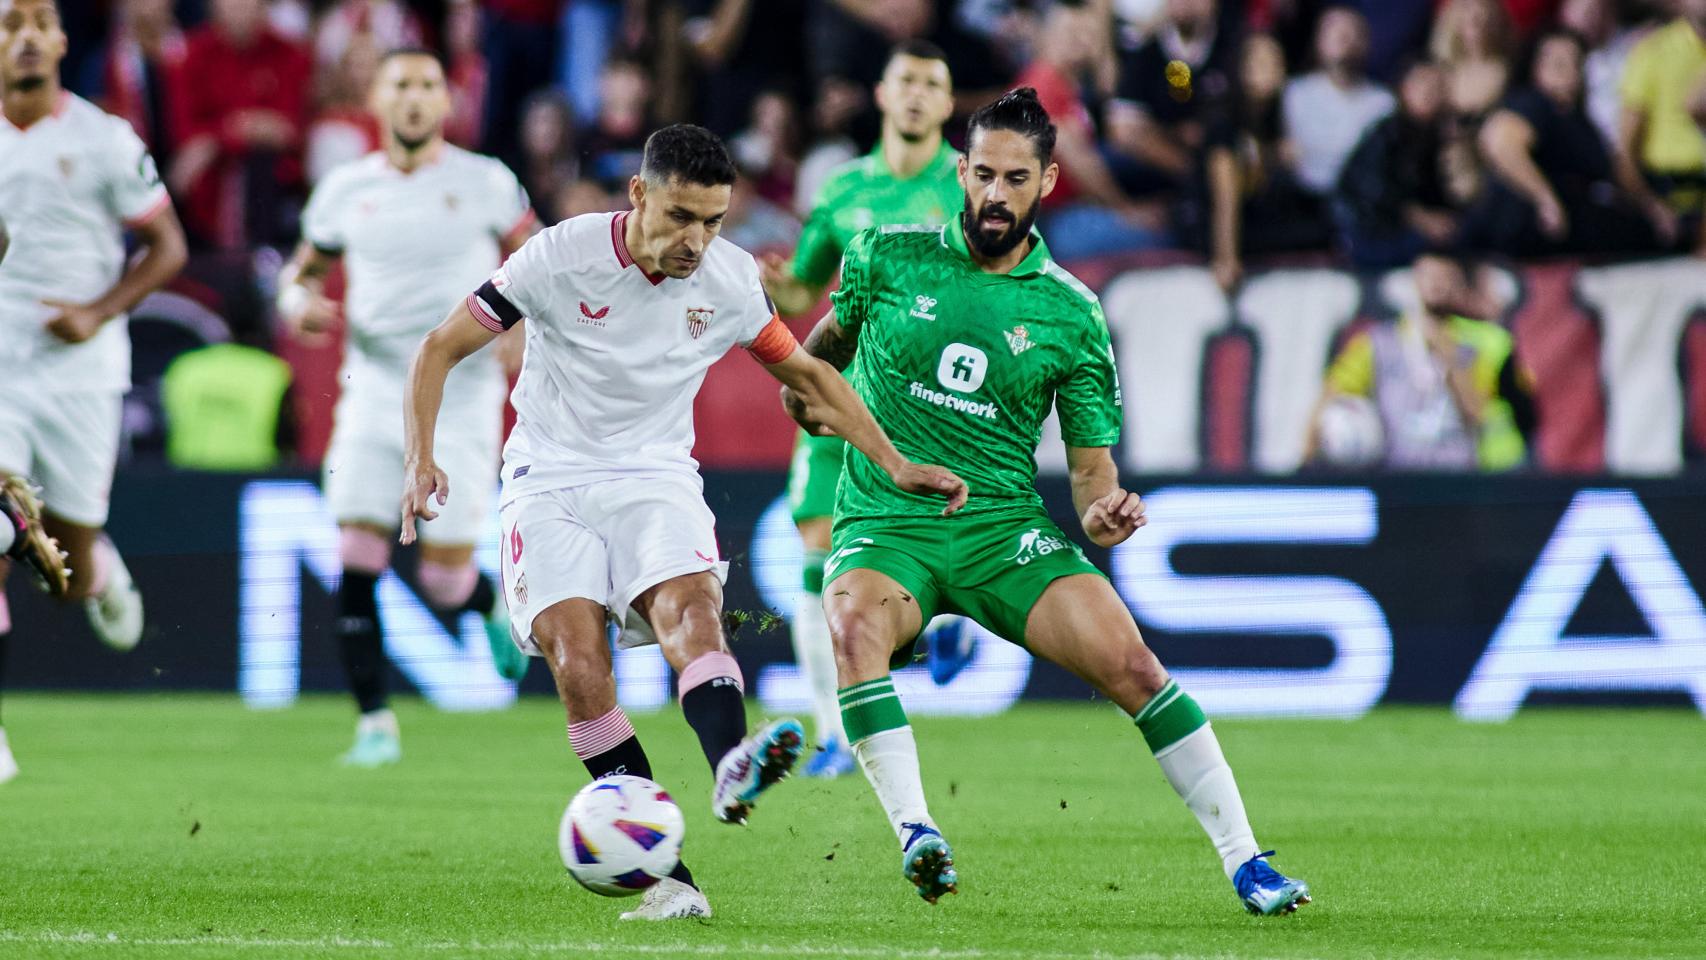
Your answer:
[559,775,685,897]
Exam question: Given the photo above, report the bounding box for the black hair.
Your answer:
[888,38,950,69]
[966,87,1057,167]
[640,124,738,187]
[1520,26,1589,90]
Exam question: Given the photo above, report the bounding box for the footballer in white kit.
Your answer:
[402,125,966,921]
[277,49,536,767]
[0,0,188,785]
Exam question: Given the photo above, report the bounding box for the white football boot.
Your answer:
[0,729,18,785]
[86,540,143,652]
[619,878,711,921]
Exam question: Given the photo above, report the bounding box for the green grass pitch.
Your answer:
[0,695,1700,959]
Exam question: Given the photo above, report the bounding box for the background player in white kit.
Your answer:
[402,125,967,920]
[0,0,187,785]
[277,48,537,768]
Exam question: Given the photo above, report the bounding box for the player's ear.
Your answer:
[1039,161,1059,201]
[628,176,645,211]
[956,155,968,190]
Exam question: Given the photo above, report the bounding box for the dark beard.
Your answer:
[11,76,47,92]
[393,129,434,153]
[961,197,1039,259]
[896,127,926,144]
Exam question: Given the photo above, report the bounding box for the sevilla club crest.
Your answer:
[686,306,715,339]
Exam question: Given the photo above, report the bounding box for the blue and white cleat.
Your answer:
[925,616,976,686]
[340,711,401,768]
[804,736,857,778]
[1234,850,1311,915]
[487,618,530,682]
[900,821,958,904]
[712,718,805,824]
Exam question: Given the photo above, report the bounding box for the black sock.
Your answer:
[460,572,497,616]
[681,680,746,771]
[336,571,387,714]
[579,734,696,889]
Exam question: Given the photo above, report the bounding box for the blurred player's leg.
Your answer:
[45,518,142,652]
[415,543,526,681]
[790,515,852,778]
[532,596,706,920]
[631,572,804,825]
[1024,575,1311,915]
[826,568,958,904]
[336,524,400,767]
[0,575,13,785]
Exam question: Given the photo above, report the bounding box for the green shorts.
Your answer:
[787,431,846,523]
[825,511,1106,668]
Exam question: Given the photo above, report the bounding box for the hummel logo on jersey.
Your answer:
[1004,325,1035,356]
[687,306,715,339]
[578,301,610,327]
[1005,528,1071,566]
[910,295,939,321]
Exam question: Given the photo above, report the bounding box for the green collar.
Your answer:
[869,138,959,181]
[941,213,1052,277]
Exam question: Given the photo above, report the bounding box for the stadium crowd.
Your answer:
[45,0,1706,466]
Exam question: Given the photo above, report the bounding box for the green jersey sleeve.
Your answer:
[1055,303,1123,447]
[791,200,846,287]
[828,227,879,336]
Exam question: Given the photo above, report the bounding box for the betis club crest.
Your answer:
[686,306,715,339]
[1003,324,1035,356]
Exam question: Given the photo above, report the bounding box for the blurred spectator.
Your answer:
[517,91,580,224]
[808,0,933,91]
[793,76,867,216]
[553,179,618,222]
[1336,59,1460,268]
[305,34,382,185]
[1198,33,1329,290]
[169,0,312,249]
[682,0,808,135]
[557,0,630,124]
[1308,253,1535,472]
[1559,0,1651,147]
[579,59,650,189]
[1618,0,1706,222]
[481,0,565,167]
[1431,0,1514,118]
[101,0,187,172]
[1022,0,1169,259]
[313,0,422,67]
[723,160,804,251]
[444,0,488,148]
[160,330,294,471]
[1471,28,1671,255]
[1283,6,1395,195]
[1107,0,1236,197]
[730,89,803,206]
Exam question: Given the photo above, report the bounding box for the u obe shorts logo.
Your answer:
[1005,528,1070,566]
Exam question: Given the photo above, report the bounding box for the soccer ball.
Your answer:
[559,775,685,897]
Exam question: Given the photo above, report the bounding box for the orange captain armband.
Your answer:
[746,315,798,364]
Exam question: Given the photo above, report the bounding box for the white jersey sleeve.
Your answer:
[732,258,780,348]
[486,223,565,323]
[300,163,353,253]
[479,158,534,239]
[100,114,169,226]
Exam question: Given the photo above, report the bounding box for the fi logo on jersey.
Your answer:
[936,343,988,392]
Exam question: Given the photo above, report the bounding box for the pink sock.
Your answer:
[567,708,637,760]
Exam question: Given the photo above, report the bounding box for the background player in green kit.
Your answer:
[781,90,1313,917]
[759,41,972,779]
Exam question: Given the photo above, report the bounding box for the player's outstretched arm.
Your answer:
[43,206,187,344]
[758,253,828,318]
[401,299,500,544]
[276,242,343,346]
[764,346,968,515]
[1066,445,1147,548]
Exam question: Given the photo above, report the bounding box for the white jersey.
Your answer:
[471,210,795,504]
[0,93,170,393]
[301,145,532,385]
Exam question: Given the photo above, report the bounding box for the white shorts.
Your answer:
[322,371,501,545]
[499,474,729,655]
[0,388,122,527]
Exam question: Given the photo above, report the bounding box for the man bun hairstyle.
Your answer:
[967,87,1057,167]
[641,124,738,188]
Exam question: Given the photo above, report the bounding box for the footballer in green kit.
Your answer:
[760,40,972,780]
[782,89,1313,917]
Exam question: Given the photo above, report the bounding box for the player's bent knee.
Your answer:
[339,525,392,574]
[416,560,477,609]
[826,607,899,673]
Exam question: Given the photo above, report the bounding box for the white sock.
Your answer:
[1154,724,1262,880]
[790,592,846,745]
[851,727,934,844]
[357,708,398,738]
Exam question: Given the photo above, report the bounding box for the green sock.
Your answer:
[1133,679,1208,753]
[802,549,827,593]
[839,677,909,744]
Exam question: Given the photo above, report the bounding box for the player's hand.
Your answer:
[780,384,830,436]
[890,462,969,516]
[41,299,108,344]
[400,460,450,545]
[280,288,342,346]
[1082,488,1147,547]
[758,252,791,292]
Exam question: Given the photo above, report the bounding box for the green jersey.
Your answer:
[832,218,1122,522]
[789,140,963,287]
